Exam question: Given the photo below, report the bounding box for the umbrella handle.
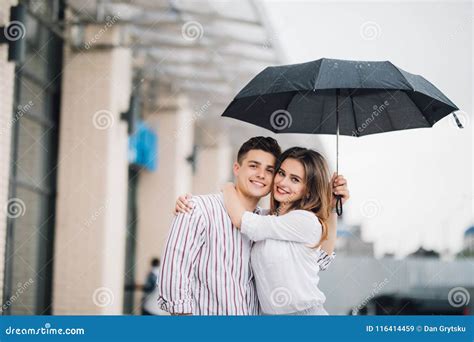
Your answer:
[336,195,343,216]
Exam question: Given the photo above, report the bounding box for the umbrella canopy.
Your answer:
[222,58,462,215]
[222,58,461,137]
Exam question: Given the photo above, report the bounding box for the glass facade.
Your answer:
[3,0,64,315]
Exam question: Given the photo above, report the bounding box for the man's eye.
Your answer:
[250,164,256,168]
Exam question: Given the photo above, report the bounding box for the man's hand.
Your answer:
[330,173,350,208]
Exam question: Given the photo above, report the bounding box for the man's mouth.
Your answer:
[249,180,266,188]
[275,186,290,195]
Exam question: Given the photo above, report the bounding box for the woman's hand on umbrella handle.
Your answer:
[174,193,194,215]
[331,173,350,215]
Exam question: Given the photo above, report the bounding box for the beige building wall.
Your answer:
[0,0,18,305]
[52,25,131,314]
[133,93,195,313]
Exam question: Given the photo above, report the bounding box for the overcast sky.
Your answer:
[261,0,473,257]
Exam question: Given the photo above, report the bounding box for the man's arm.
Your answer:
[158,202,205,315]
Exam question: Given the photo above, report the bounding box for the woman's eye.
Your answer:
[278,170,284,176]
[292,178,299,183]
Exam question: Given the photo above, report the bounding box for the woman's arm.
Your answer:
[319,212,337,255]
[240,210,321,244]
[318,173,350,257]
[222,183,246,228]
[222,183,321,244]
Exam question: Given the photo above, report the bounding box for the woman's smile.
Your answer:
[275,185,290,195]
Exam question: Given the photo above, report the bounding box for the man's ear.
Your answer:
[233,161,240,177]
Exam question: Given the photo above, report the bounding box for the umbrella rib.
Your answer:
[388,62,414,92]
[383,105,396,131]
[349,94,359,137]
[318,92,324,134]
[313,58,326,90]
[405,91,435,126]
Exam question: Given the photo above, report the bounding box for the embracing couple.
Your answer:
[157,136,350,315]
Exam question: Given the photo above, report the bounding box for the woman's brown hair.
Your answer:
[270,147,332,247]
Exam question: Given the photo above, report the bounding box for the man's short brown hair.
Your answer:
[237,136,281,164]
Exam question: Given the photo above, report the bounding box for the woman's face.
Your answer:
[273,158,307,205]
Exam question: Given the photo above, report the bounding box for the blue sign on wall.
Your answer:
[128,121,158,171]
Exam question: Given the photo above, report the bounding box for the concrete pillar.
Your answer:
[193,135,233,194]
[52,25,131,314]
[133,89,195,313]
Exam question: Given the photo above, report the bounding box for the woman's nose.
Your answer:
[278,177,289,187]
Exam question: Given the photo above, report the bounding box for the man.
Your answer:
[141,257,166,315]
[158,137,349,315]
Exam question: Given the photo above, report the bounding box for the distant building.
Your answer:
[457,225,474,258]
[408,247,440,258]
[463,226,474,251]
[382,252,395,259]
[335,220,374,257]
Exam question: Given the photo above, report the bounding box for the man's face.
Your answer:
[233,149,276,199]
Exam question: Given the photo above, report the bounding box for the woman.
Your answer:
[176,147,348,315]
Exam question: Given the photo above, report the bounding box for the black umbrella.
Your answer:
[222,58,462,215]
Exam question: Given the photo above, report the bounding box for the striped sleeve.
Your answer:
[158,202,206,314]
[317,248,336,271]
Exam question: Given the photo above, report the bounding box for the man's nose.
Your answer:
[256,169,265,179]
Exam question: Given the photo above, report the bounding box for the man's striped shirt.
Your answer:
[158,193,259,315]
